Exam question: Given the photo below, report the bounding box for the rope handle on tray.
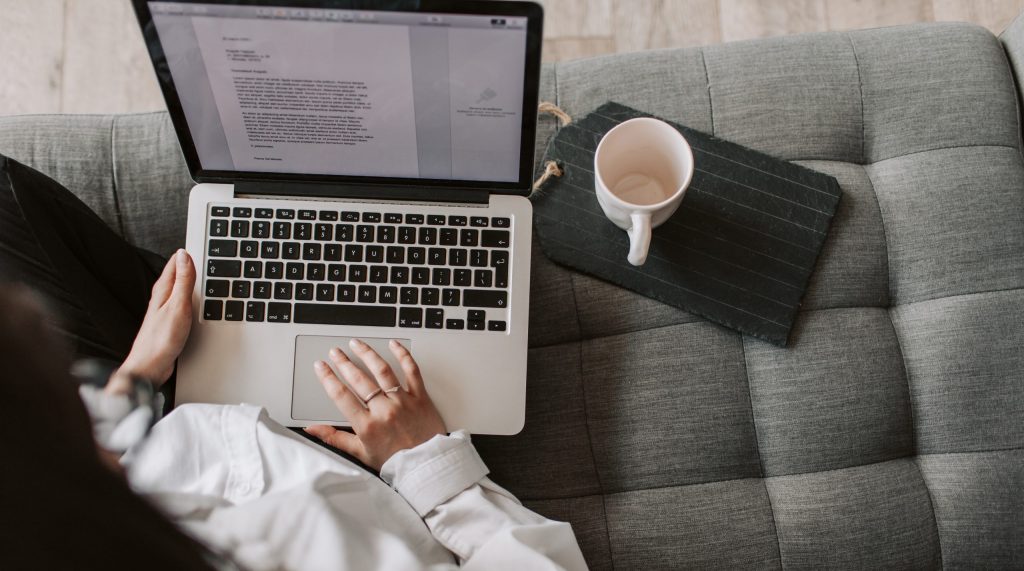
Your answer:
[532,102,573,193]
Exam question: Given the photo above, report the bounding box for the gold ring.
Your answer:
[363,388,383,403]
[384,386,402,394]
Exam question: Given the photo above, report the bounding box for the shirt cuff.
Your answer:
[380,430,489,517]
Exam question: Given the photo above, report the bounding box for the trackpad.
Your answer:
[292,335,412,423]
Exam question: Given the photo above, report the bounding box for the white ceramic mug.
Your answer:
[594,117,694,266]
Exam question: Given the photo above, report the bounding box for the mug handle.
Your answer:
[626,212,652,266]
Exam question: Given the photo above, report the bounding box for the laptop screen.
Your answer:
[143,1,539,187]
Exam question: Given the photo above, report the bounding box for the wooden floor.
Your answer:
[1,0,1022,115]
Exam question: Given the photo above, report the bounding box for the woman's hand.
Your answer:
[305,339,447,471]
[108,249,195,394]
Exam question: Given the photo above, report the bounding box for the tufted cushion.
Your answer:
[0,20,1021,570]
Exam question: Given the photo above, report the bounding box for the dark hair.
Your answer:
[0,285,218,570]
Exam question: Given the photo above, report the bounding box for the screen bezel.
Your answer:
[132,0,544,196]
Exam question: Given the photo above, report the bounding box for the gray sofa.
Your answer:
[2,17,1022,571]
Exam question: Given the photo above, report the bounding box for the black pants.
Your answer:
[0,156,165,363]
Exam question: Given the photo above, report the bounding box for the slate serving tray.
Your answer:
[531,102,842,346]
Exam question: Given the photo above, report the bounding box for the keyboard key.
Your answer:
[210,219,228,237]
[204,300,223,320]
[273,222,291,240]
[255,208,274,219]
[387,246,405,264]
[276,209,295,220]
[239,260,263,284]
[428,248,446,266]
[366,246,384,263]
[399,307,423,328]
[470,216,489,227]
[225,300,244,321]
[233,207,252,218]
[488,320,507,332]
[246,301,266,322]
[454,269,472,286]
[370,266,388,283]
[307,263,325,281]
[240,241,258,259]
[359,285,377,303]
[357,225,374,243]
[405,214,424,225]
[267,303,292,323]
[470,249,488,267]
[474,269,493,288]
[378,226,395,243]
[336,224,354,242]
[460,229,479,247]
[296,283,314,301]
[205,279,230,298]
[211,206,230,217]
[442,288,460,306]
[283,242,300,260]
[448,215,467,226]
[467,320,485,331]
[230,221,250,238]
[253,281,272,299]
[303,243,322,261]
[295,223,312,241]
[440,228,458,246]
[319,210,339,221]
[411,267,430,285]
[345,245,363,262]
[316,284,334,302]
[286,263,304,280]
[492,217,511,228]
[328,264,346,282]
[422,288,439,306]
[398,227,416,244]
[446,319,465,330]
[208,239,237,257]
[207,259,241,277]
[400,287,418,305]
[261,241,280,259]
[362,212,381,223]
[407,247,425,265]
[432,268,451,286]
[468,310,486,322]
[384,213,403,223]
[426,308,444,328]
[295,304,396,327]
[481,230,511,248]
[390,266,409,284]
[232,281,251,298]
[253,221,270,239]
[298,209,316,220]
[418,227,437,245]
[427,215,445,225]
[338,284,356,303]
[464,290,506,308]
[324,244,342,261]
[450,249,467,267]
[315,223,333,241]
[274,282,293,300]
[265,262,283,280]
[379,286,397,304]
[349,265,367,282]
[341,211,359,222]
[491,250,509,268]
[495,266,508,288]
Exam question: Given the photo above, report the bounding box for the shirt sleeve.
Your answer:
[380,431,588,570]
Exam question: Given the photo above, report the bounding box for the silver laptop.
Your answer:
[134,0,544,434]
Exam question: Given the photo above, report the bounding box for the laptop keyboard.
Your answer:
[202,205,513,332]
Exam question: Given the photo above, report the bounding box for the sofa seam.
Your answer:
[568,272,615,571]
[700,48,715,136]
[848,33,867,165]
[108,115,126,238]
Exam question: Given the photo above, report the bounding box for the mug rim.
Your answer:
[594,117,695,211]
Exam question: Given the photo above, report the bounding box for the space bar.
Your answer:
[294,304,397,327]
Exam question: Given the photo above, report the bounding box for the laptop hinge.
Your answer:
[235,181,490,205]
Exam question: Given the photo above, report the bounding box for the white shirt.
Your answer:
[119,403,588,571]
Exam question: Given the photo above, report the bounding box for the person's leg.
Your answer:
[0,155,165,362]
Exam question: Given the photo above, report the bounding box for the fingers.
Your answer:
[348,339,402,391]
[304,425,367,462]
[328,347,381,403]
[314,360,366,421]
[389,340,425,396]
[149,255,177,308]
[170,249,196,303]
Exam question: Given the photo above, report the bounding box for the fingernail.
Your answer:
[176,248,187,264]
[313,360,328,373]
[329,347,341,359]
[350,338,366,348]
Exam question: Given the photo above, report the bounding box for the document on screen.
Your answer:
[191,17,420,177]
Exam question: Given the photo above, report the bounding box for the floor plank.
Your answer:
[62,0,164,114]
[719,0,830,42]
[543,37,617,62]
[932,0,1024,33]
[612,0,721,52]
[825,0,934,31]
[539,0,614,39]
[0,0,65,115]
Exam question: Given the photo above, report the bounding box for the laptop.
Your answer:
[133,0,544,434]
